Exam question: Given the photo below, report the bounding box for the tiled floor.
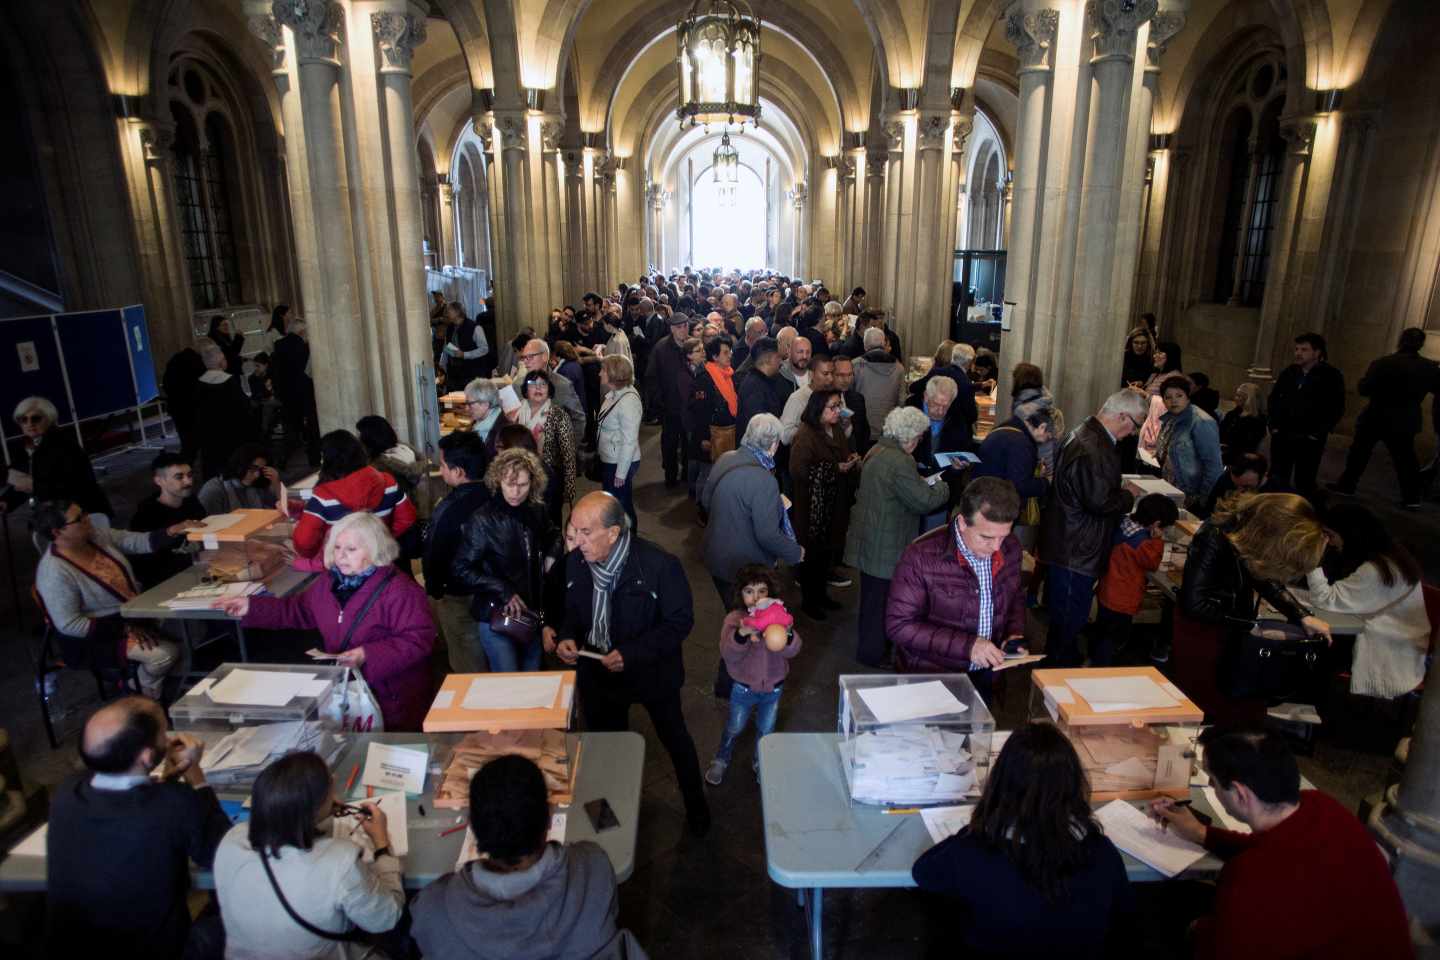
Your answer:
[0,424,1426,958]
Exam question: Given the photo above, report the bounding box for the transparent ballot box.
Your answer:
[187,508,290,582]
[838,674,995,807]
[1030,667,1203,802]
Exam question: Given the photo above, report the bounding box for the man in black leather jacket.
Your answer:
[1333,327,1439,508]
[423,432,495,673]
[1037,390,1148,666]
[1267,332,1345,500]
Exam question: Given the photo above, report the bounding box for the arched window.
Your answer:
[169,59,245,309]
[1209,55,1286,307]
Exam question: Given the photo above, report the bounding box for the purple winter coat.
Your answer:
[885,527,1026,672]
[242,571,436,730]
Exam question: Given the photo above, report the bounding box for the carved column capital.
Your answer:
[540,117,564,153]
[1280,118,1317,158]
[139,122,176,164]
[951,113,974,156]
[1005,8,1060,74]
[371,11,427,75]
[645,182,671,211]
[474,116,495,153]
[917,113,951,152]
[1086,0,1157,64]
[272,0,344,67]
[494,112,528,154]
[838,157,856,183]
[247,15,286,72]
[1145,10,1186,71]
[562,149,584,180]
[786,182,807,210]
[865,150,888,178]
[882,118,905,154]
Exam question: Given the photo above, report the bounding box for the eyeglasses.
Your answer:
[60,513,86,528]
[520,351,547,360]
[1129,416,1145,430]
[824,403,843,412]
[16,414,45,425]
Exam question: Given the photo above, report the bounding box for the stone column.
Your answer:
[1246,118,1314,382]
[120,119,193,363]
[787,182,808,276]
[1001,175,1014,248]
[879,118,905,317]
[996,4,1061,411]
[539,117,566,313]
[491,111,534,330]
[1064,0,1154,416]
[437,176,458,267]
[562,149,585,300]
[864,148,887,295]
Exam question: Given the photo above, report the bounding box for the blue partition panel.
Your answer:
[0,314,73,442]
[53,309,133,420]
[122,304,158,402]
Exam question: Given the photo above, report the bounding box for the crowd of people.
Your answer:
[8,269,1431,959]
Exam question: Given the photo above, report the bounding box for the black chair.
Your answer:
[29,588,141,749]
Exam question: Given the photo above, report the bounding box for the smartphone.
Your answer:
[585,798,621,833]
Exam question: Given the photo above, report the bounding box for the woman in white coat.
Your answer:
[215,751,404,959]
[1309,504,1431,699]
[595,354,643,531]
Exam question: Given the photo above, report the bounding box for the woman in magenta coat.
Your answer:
[217,512,436,730]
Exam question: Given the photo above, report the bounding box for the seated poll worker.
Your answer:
[216,512,435,730]
[32,500,192,700]
[1152,726,1412,960]
[551,491,712,836]
[47,696,230,960]
[214,751,405,959]
[196,442,284,516]
[885,477,1028,687]
[411,755,631,960]
[127,451,205,589]
[913,722,1135,958]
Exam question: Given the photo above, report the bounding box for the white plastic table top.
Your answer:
[0,730,644,892]
[121,565,317,621]
[759,732,1227,889]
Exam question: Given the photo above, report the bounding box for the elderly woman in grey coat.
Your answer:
[844,407,950,667]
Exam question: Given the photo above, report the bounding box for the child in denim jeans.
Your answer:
[705,565,802,785]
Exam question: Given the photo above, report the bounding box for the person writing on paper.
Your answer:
[553,492,712,836]
[1151,726,1411,960]
[217,512,435,730]
[32,500,190,699]
[451,448,561,672]
[3,395,113,520]
[196,443,284,516]
[47,696,230,960]
[886,477,1027,686]
[292,430,417,561]
[214,751,405,960]
[913,722,1135,959]
[410,755,628,960]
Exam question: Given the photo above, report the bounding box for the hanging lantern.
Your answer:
[713,132,739,205]
[676,0,761,129]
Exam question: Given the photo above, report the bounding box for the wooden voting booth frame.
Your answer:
[0,304,162,464]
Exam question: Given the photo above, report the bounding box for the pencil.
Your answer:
[439,821,470,838]
[883,808,922,815]
[366,785,374,799]
[344,763,360,794]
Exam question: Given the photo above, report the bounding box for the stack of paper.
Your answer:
[162,581,263,610]
[434,729,577,808]
[920,805,975,845]
[841,727,980,805]
[206,668,331,706]
[459,675,562,711]
[1267,702,1322,725]
[334,791,409,859]
[197,721,343,788]
[855,681,967,723]
[1068,676,1181,713]
[1095,799,1207,877]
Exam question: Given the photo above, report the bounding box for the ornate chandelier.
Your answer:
[676,0,761,129]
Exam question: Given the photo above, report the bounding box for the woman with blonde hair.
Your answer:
[1220,382,1269,457]
[596,354,643,530]
[1175,492,1332,724]
[451,448,561,672]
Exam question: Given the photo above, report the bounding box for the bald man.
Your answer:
[47,697,229,959]
[551,492,710,835]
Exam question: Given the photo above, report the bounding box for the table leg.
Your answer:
[806,887,823,960]
[236,623,250,662]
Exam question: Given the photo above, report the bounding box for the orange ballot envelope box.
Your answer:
[187,508,289,582]
[1030,666,1204,802]
[424,672,580,809]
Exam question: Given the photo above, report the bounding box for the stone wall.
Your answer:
[1172,302,1259,399]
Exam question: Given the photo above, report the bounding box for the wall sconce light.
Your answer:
[950,87,968,111]
[525,88,547,112]
[113,94,142,120]
[1148,133,1172,152]
[822,154,840,170]
[896,88,920,111]
[474,88,496,113]
[581,132,603,150]
[842,131,863,151]
[1314,89,1343,114]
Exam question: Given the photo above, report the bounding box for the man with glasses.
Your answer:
[1036,388,1147,666]
[517,338,585,443]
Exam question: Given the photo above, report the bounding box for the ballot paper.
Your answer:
[933,451,981,468]
[335,790,409,858]
[208,669,315,706]
[306,648,341,660]
[430,689,456,711]
[455,812,567,872]
[162,581,263,610]
[497,384,521,412]
[1104,757,1153,780]
[1068,676,1180,713]
[842,726,980,805]
[192,513,246,536]
[1267,702,1322,725]
[924,472,944,487]
[10,824,48,857]
[855,681,967,723]
[460,675,562,712]
[1095,799,1207,877]
[920,805,975,845]
[183,677,217,699]
[361,742,429,795]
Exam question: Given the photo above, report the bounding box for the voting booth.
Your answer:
[837,674,995,807]
[1031,667,1204,802]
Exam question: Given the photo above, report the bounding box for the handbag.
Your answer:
[317,570,397,733]
[490,605,543,645]
[1220,618,1329,700]
[709,424,737,459]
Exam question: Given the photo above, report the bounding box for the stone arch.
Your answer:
[951,0,1008,91]
[430,0,496,90]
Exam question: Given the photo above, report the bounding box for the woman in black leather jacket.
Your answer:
[1176,492,1331,724]
[451,448,560,672]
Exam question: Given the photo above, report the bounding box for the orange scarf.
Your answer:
[706,361,738,416]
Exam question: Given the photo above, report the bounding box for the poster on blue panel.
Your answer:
[0,314,73,444]
[122,305,158,402]
[53,309,135,420]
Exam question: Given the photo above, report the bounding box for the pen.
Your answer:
[344,763,360,794]
[439,821,470,838]
[883,807,921,815]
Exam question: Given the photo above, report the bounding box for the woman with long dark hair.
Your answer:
[789,388,858,620]
[1311,504,1429,698]
[290,430,418,559]
[207,315,246,376]
[1121,325,1155,388]
[214,751,404,958]
[913,722,1134,957]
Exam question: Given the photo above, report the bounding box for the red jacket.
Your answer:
[1196,790,1412,960]
[886,527,1026,672]
[1096,525,1165,616]
[293,466,417,559]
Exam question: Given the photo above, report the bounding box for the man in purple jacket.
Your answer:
[886,477,1028,685]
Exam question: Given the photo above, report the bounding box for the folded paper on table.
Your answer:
[361,742,429,796]
[1095,799,1207,877]
[855,681,967,723]
[11,824,47,857]
[920,805,975,845]
[460,675,562,711]
[1043,685,1076,704]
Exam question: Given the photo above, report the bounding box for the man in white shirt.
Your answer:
[780,353,839,445]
